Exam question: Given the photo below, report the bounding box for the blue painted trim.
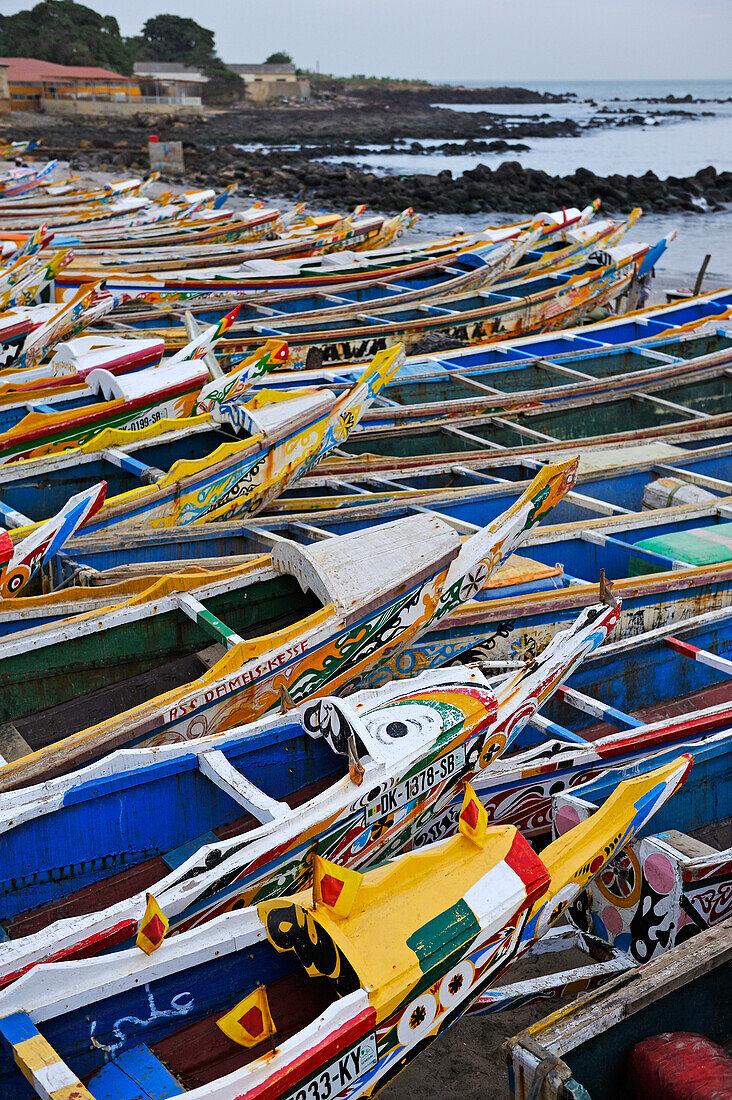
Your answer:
[63,755,198,806]
[89,1044,182,1099]
[110,452,157,480]
[597,703,644,731]
[536,718,589,746]
[0,1011,36,1047]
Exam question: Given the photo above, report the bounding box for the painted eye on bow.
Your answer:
[363,705,443,746]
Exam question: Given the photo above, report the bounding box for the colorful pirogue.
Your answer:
[0,159,728,1084]
[505,918,732,1100]
[1,282,724,567]
[0,277,722,575]
[104,209,640,337]
[0,160,57,200]
[0,457,579,790]
[137,239,672,372]
[0,342,405,539]
[0,755,690,1100]
[24,429,732,701]
[49,201,600,297]
[0,596,619,986]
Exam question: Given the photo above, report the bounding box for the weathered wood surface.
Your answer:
[0,461,577,791]
[0,756,690,1100]
[271,512,459,623]
[505,919,732,1100]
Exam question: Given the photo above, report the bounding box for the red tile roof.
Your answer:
[0,58,134,83]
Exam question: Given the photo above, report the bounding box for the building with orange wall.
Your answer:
[0,57,141,112]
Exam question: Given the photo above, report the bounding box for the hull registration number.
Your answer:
[283,1033,377,1100]
[366,745,466,821]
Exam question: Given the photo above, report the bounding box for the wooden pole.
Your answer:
[693,253,712,296]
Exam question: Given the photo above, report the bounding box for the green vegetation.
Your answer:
[0,0,134,74]
[198,59,244,106]
[297,68,431,89]
[265,52,292,64]
[0,2,245,104]
[127,15,216,65]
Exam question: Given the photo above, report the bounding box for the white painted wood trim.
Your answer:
[198,749,289,823]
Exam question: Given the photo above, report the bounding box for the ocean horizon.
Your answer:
[315,78,732,281]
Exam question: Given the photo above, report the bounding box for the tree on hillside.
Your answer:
[265,51,292,64]
[0,0,133,74]
[128,14,216,65]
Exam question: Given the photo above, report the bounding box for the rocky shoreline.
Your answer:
[1,86,730,216]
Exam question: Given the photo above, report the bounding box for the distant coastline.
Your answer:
[1,74,729,281]
[2,76,729,218]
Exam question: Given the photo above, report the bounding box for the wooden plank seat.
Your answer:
[0,1010,94,1100]
[576,679,732,742]
[88,1044,182,1100]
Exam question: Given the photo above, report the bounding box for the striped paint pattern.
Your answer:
[0,1011,93,1100]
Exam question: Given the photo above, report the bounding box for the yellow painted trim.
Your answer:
[260,829,517,1020]
[80,414,211,453]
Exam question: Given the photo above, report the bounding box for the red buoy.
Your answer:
[627,1033,732,1100]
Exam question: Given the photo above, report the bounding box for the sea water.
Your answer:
[321,79,732,281]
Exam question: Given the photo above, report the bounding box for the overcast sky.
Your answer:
[2,0,731,82]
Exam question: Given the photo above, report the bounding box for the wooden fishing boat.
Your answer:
[467,716,732,1021]
[45,195,310,251]
[59,202,600,274]
[44,201,371,262]
[0,283,124,380]
[5,416,732,630]
[44,416,732,607]
[56,210,415,287]
[98,437,732,694]
[0,160,57,199]
[0,140,40,160]
[101,212,637,340]
[0,174,154,213]
[0,344,404,543]
[378,502,732,681]
[0,222,544,413]
[24,558,730,858]
[50,203,600,299]
[0,186,234,234]
[7,194,153,232]
[0,304,249,461]
[468,720,732,1019]
[231,281,732,392]
[3,289,730,562]
[0,459,578,790]
[1,210,632,416]
[93,223,543,330]
[0,284,721,483]
[0,480,107,599]
[428,602,732,846]
[0,227,53,293]
[505,918,731,1100]
[315,347,732,462]
[550,723,732,963]
[0,755,690,1100]
[0,597,617,985]
[0,248,71,311]
[150,240,669,372]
